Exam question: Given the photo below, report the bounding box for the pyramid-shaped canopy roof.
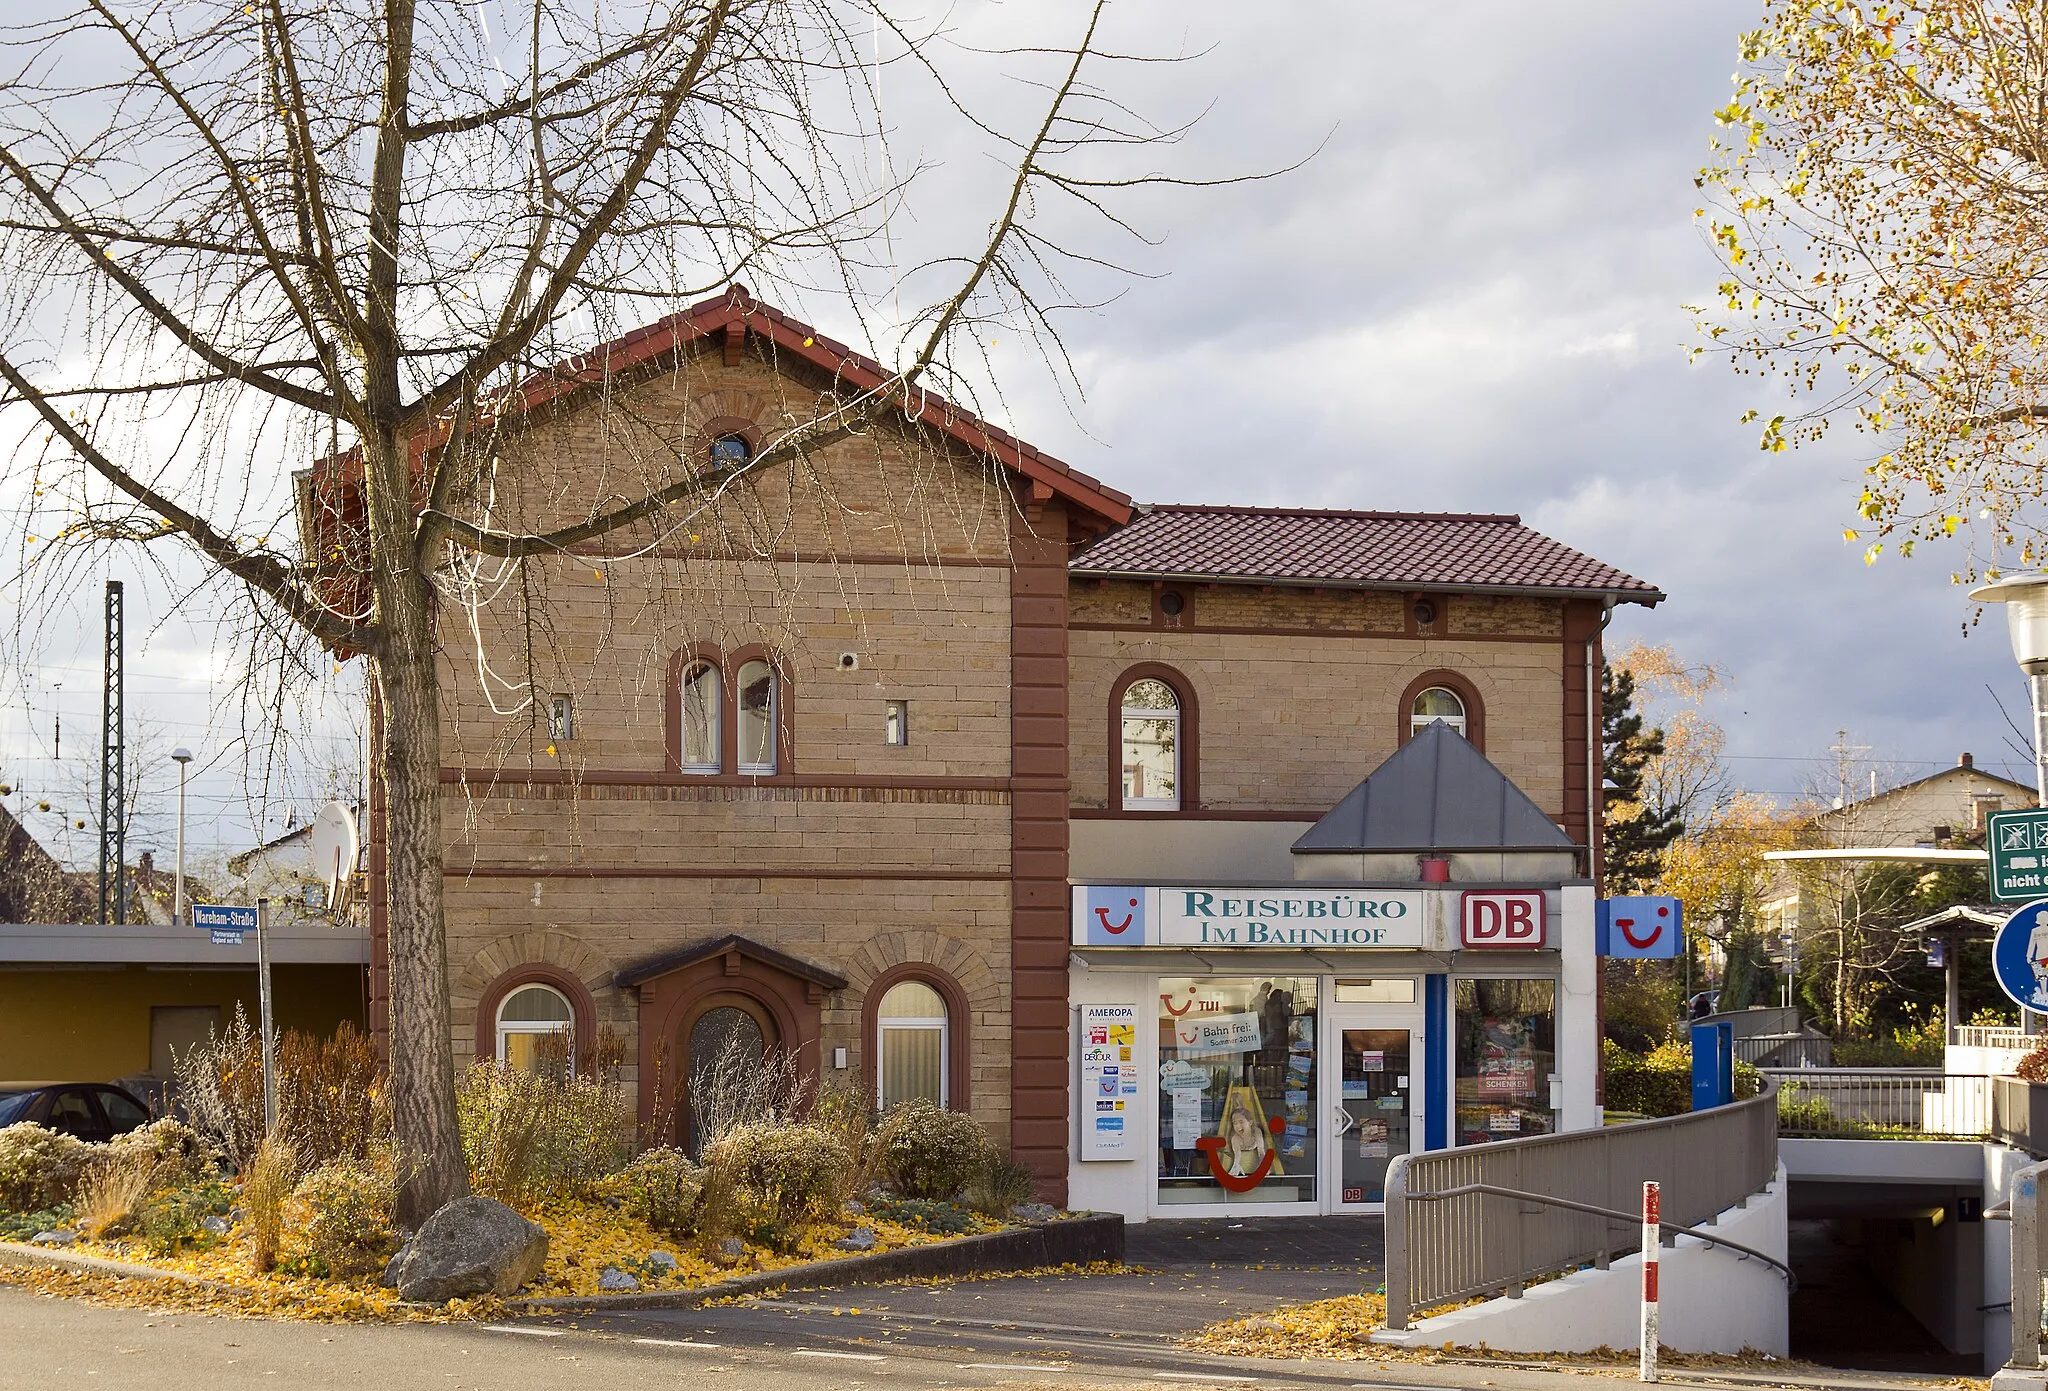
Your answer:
[1292,721,1578,855]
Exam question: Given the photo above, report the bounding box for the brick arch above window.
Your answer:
[860,962,973,1113]
[1108,662,1199,814]
[1397,668,1486,752]
[472,962,598,1066]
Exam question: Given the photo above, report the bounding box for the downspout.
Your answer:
[1588,599,1615,885]
[1590,598,1615,1120]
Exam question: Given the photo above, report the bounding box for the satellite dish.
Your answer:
[309,801,359,916]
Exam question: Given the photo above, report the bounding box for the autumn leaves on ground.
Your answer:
[0,1013,1031,1319]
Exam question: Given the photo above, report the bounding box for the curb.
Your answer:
[510,1213,1126,1313]
[0,1239,230,1290]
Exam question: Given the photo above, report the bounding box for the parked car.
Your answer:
[0,1084,153,1141]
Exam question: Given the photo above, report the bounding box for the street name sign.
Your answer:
[1989,809,2048,902]
[192,902,256,945]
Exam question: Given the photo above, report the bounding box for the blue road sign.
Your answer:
[1596,896,1683,959]
[192,903,257,936]
[1992,899,2048,1012]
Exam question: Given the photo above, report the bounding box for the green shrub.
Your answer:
[962,1153,1037,1215]
[0,1124,91,1211]
[1601,1041,1689,1117]
[282,1160,397,1279]
[605,1147,704,1239]
[704,1122,852,1251]
[873,1099,991,1201]
[866,1193,980,1235]
[134,1179,233,1256]
[458,1060,635,1205]
[0,1204,73,1241]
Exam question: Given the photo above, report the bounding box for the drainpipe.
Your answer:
[1589,600,1615,885]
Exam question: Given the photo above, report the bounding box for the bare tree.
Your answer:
[0,0,1250,1220]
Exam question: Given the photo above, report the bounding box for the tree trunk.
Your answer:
[369,434,469,1225]
[377,601,468,1225]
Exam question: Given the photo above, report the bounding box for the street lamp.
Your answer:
[170,747,193,925]
[1970,573,2048,803]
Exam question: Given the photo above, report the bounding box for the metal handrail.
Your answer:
[1383,1078,1780,1330]
[1405,1181,1795,1289]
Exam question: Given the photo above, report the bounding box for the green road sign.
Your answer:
[1989,808,2048,902]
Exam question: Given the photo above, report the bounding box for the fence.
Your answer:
[1734,1033,1831,1069]
[1769,1069,1995,1139]
[1382,1079,1779,1330]
[1956,1026,2034,1053]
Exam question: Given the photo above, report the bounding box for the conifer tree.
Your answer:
[1602,663,1684,894]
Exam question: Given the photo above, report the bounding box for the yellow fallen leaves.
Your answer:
[7,1197,1015,1319]
[1185,1292,1387,1360]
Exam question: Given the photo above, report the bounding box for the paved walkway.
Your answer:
[587,1215,1385,1359]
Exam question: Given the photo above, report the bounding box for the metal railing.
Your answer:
[1956,1026,2034,1053]
[1734,1033,1831,1068]
[1382,1079,1779,1330]
[1769,1069,1994,1139]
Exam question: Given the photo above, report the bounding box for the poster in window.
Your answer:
[1477,1054,1537,1097]
[1214,1084,1282,1178]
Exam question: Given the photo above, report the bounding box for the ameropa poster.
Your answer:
[1079,1004,1140,1160]
[1072,886,1426,949]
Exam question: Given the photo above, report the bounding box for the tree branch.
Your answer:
[0,347,374,652]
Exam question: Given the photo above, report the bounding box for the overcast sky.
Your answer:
[2,1,2031,868]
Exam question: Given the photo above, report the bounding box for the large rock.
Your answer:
[395,1196,549,1303]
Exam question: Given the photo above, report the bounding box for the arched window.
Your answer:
[876,979,948,1109]
[496,984,573,1073]
[1120,677,1181,811]
[679,660,722,771]
[1411,686,1467,738]
[736,658,777,773]
[709,433,751,467]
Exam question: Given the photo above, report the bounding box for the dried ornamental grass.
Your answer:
[244,1137,297,1274]
[457,1055,635,1204]
[75,1152,156,1239]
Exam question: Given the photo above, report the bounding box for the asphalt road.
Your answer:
[0,1282,1971,1391]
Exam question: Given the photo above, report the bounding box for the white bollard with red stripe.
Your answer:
[1640,1180,1661,1383]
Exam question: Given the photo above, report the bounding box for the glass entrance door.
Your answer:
[1329,1018,1415,1209]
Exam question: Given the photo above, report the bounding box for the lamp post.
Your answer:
[1971,574,2048,802]
[1971,576,2048,1037]
[170,747,193,925]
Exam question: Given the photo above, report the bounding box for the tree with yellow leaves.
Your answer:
[1698,1,2048,568]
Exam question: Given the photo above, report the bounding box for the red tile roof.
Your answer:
[1069,504,1661,602]
[297,287,1134,629]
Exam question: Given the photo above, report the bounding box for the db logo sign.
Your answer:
[1460,891,1546,949]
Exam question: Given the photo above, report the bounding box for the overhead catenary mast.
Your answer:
[98,580,125,925]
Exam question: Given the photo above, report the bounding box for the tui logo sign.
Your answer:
[1596,895,1684,959]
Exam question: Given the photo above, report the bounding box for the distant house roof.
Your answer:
[1813,756,2036,828]
[1292,721,1579,855]
[1070,504,1661,601]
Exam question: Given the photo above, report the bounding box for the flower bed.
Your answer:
[4,1189,1007,1314]
[0,1017,1051,1319]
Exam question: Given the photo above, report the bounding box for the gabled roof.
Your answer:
[1292,721,1579,854]
[1814,759,2036,826]
[1070,504,1661,602]
[298,286,1132,574]
[615,933,848,992]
